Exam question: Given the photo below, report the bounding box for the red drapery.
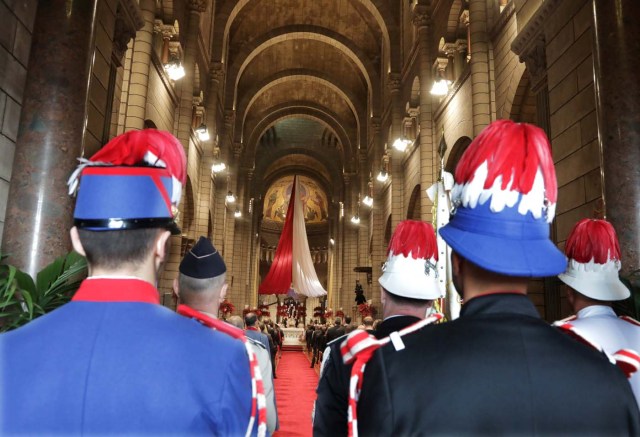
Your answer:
[258,176,297,294]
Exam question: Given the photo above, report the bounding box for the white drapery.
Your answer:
[291,176,327,297]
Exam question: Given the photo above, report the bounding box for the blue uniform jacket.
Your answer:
[1,277,253,435]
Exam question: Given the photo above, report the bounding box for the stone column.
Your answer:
[414,4,436,224]
[124,0,155,131]
[2,0,98,276]
[468,0,492,135]
[368,120,385,311]
[175,1,205,149]
[388,73,404,230]
[592,0,640,277]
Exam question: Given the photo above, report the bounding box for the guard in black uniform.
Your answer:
[354,120,640,436]
[314,220,442,436]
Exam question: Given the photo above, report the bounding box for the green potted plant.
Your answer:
[0,251,87,332]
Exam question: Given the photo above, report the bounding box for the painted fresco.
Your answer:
[263,175,328,223]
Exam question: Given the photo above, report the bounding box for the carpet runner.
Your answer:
[273,351,318,436]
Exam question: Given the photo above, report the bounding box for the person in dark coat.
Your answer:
[354,121,640,436]
[245,312,271,356]
[314,220,442,436]
[0,130,254,435]
[325,317,346,344]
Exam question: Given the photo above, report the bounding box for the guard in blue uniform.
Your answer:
[353,121,640,436]
[0,129,254,435]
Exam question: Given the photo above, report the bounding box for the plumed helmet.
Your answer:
[379,220,441,300]
[559,219,629,301]
[68,129,187,235]
[439,120,566,277]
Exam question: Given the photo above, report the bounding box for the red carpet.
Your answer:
[273,351,318,436]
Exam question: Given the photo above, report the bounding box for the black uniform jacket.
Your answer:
[357,293,640,436]
[325,325,346,344]
[313,315,420,437]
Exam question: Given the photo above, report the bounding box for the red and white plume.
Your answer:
[452,120,557,222]
[558,218,629,301]
[564,218,621,274]
[68,129,187,205]
[379,220,441,300]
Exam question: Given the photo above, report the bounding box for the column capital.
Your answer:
[516,33,547,93]
[233,141,243,158]
[210,62,225,85]
[387,73,401,92]
[412,4,431,28]
[459,9,470,27]
[187,0,208,13]
[224,109,235,126]
[370,117,381,135]
[113,1,144,63]
[154,19,178,39]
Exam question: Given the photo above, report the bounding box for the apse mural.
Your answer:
[263,175,328,223]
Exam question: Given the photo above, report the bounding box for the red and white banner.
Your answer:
[259,176,327,297]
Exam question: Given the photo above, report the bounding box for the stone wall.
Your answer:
[546,0,600,246]
[0,0,37,246]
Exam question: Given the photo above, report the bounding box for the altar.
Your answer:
[281,327,304,347]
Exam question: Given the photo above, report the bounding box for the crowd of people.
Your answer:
[2,120,640,436]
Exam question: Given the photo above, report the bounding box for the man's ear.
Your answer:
[380,286,387,305]
[155,230,172,262]
[220,283,228,300]
[451,251,462,276]
[172,277,180,299]
[70,227,86,257]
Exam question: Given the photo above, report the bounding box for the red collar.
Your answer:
[177,305,245,340]
[72,278,160,304]
[246,326,260,332]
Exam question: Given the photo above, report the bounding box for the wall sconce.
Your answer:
[211,148,226,173]
[195,123,210,141]
[362,175,373,207]
[351,195,361,224]
[430,57,451,96]
[377,153,389,183]
[234,208,242,218]
[211,161,226,173]
[329,238,335,245]
[226,191,236,203]
[392,136,412,152]
[165,53,185,81]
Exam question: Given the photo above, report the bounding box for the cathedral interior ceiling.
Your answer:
[207,0,394,204]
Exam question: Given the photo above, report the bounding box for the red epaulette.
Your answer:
[620,315,640,327]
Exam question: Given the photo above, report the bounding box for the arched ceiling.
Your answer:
[210,0,397,203]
